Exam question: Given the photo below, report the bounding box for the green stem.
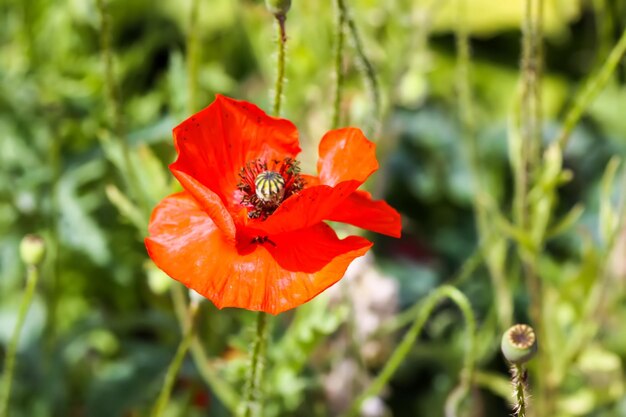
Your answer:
[0,266,39,417]
[46,125,62,351]
[593,0,614,66]
[512,364,527,417]
[519,1,548,412]
[519,0,543,327]
[455,0,475,141]
[189,339,238,409]
[555,25,626,150]
[187,0,200,114]
[378,250,481,335]
[535,0,543,165]
[516,0,534,227]
[331,0,347,129]
[96,0,149,218]
[521,0,543,169]
[237,9,287,417]
[341,286,476,417]
[272,14,287,117]
[455,0,512,330]
[338,0,380,135]
[239,312,269,417]
[560,158,625,376]
[150,304,198,417]
[169,285,239,412]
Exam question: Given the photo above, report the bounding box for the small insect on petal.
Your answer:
[255,171,285,202]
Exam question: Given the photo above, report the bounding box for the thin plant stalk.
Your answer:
[239,312,269,417]
[555,26,626,150]
[46,129,62,350]
[454,0,512,329]
[236,14,288,415]
[332,0,347,129]
[518,0,550,413]
[187,0,200,114]
[150,304,199,417]
[534,0,543,165]
[0,266,39,417]
[446,0,494,393]
[189,339,238,408]
[96,0,149,218]
[337,0,380,135]
[158,5,240,411]
[169,286,239,411]
[272,14,287,117]
[593,0,614,65]
[341,286,476,417]
[516,0,543,227]
[378,250,482,335]
[519,0,544,321]
[560,158,625,371]
[511,364,528,417]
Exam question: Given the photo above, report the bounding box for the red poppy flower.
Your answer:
[145,95,401,314]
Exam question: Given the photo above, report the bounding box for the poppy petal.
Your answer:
[317,127,378,186]
[146,192,372,314]
[170,95,300,208]
[248,180,361,235]
[266,222,371,273]
[300,174,320,187]
[171,168,236,240]
[327,190,402,238]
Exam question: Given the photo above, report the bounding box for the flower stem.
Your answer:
[511,364,528,417]
[0,265,39,417]
[338,0,380,135]
[272,14,287,117]
[454,0,512,330]
[169,285,239,412]
[150,303,199,417]
[96,0,149,218]
[331,0,347,129]
[186,0,200,114]
[517,0,547,412]
[555,25,626,150]
[515,0,542,228]
[239,312,269,417]
[341,286,476,417]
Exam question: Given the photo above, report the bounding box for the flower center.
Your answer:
[508,324,536,349]
[255,171,285,203]
[238,157,304,220]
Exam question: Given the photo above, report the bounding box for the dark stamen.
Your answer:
[237,157,305,220]
[251,236,277,247]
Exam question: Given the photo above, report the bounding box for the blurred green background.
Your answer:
[2,0,626,416]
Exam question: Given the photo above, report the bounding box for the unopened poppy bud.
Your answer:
[501,324,537,364]
[265,0,291,16]
[20,234,45,266]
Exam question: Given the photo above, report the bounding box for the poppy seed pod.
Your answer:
[19,234,45,266]
[265,0,291,16]
[501,324,537,365]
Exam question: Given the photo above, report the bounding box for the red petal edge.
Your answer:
[170,95,301,208]
[145,191,372,314]
[327,190,401,238]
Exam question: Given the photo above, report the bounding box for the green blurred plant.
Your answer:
[0,236,45,417]
[2,0,626,416]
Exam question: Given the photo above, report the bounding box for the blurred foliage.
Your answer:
[1,0,626,416]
